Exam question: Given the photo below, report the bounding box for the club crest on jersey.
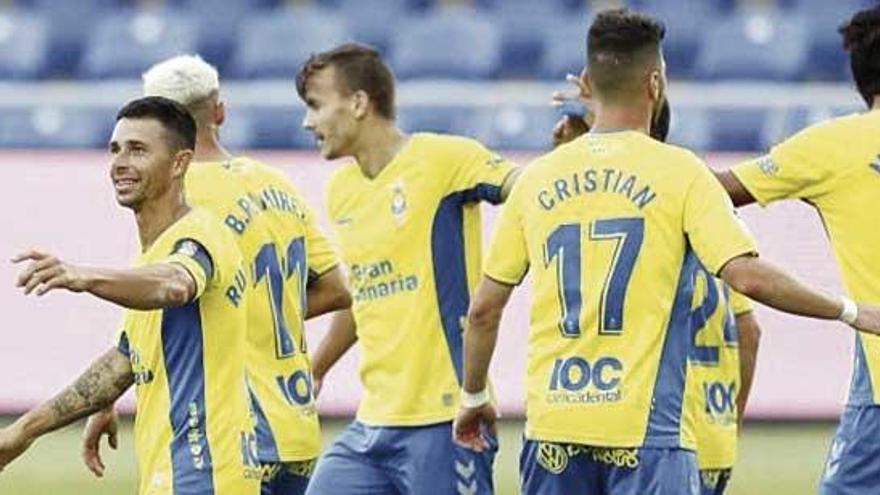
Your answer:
[756,155,778,176]
[536,442,569,474]
[390,180,407,223]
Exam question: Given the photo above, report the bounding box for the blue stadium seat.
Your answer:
[318,0,433,12]
[760,103,863,150]
[78,9,198,79]
[227,7,348,79]
[391,8,501,79]
[0,107,114,148]
[707,108,769,151]
[323,0,409,54]
[694,11,809,80]
[789,0,871,80]
[471,105,559,150]
[666,107,712,152]
[171,0,280,72]
[539,16,591,80]
[0,9,49,79]
[21,1,111,77]
[492,2,584,78]
[398,106,475,135]
[246,107,312,149]
[634,0,725,77]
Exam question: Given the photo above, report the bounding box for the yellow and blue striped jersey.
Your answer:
[485,131,757,449]
[686,263,752,470]
[732,110,880,406]
[117,208,260,495]
[186,157,339,463]
[326,133,514,426]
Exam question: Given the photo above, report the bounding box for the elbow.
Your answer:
[467,302,501,334]
[332,288,353,311]
[721,258,770,300]
[162,279,193,307]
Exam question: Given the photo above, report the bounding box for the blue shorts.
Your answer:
[260,460,315,495]
[699,468,732,495]
[820,405,880,495]
[305,420,497,495]
[520,439,700,495]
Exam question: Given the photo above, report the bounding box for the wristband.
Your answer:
[839,296,859,325]
[461,388,490,409]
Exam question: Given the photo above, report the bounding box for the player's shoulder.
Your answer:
[784,111,871,147]
[409,132,491,158]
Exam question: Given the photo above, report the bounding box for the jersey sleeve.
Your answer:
[161,238,215,301]
[303,201,340,282]
[684,165,758,275]
[484,186,529,285]
[727,289,753,316]
[451,139,516,205]
[730,124,835,205]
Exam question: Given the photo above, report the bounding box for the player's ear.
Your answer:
[171,149,194,179]
[352,90,369,120]
[648,69,662,103]
[215,100,226,127]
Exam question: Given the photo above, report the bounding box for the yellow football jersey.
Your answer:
[186,157,339,462]
[117,208,260,495]
[326,133,514,426]
[732,110,880,406]
[686,262,753,470]
[486,131,757,449]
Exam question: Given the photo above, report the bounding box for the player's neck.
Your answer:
[352,122,408,179]
[193,131,232,162]
[134,187,191,251]
[590,103,651,136]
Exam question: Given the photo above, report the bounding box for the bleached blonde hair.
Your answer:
[142,54,219,107]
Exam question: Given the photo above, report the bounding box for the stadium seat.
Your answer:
[397,105,475,135]
[227,7,348,79]
[633,0,725,77]
[666,107,713,152]
[78,9,199,79]
[245,106,312,149]
[707,108,769,151]
[391,7,502,79]
[0,8,50,79]
[0,107,114,148]
[491,1,584,78]
[539,16,592,80]
[321,0,409,54]
[694,11,809,81]
[790,0,871,80]
[471,105,559,150]
[21,1,112,77]
[171,0,281,72]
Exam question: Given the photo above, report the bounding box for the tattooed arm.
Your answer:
[0,348,133,472]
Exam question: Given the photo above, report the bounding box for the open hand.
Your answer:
[13,250,89,296]
[452,403,497,453]
[81,408,119,478]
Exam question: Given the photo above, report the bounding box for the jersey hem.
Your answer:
[355,412,456,427]
[525,426,693,450]
[730,167,772,207]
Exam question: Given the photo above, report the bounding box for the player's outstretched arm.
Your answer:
[306,267,352,320]
[13,250,197,310]
[0,348,133,473]
[454,277,514,452]
[714,170,757,207]
[735,310,761,427]
[310,308,358,398]
[719,255,880,333]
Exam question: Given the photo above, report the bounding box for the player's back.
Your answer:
[186,158,336,462]
[496,131,755,449]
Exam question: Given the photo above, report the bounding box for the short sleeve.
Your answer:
[731,125,834,205]
[452,139,516,205]
[727,289,753,316]
[161,238,214,300]
[484,188,529,285]
[684,166,758,275]
[303,202,340,282]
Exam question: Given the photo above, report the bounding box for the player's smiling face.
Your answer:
[108,118,177,210]
[301,66,360,160]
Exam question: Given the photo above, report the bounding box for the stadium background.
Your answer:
[0,0,871,493]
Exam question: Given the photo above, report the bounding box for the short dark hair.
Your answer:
[587,9,666,100]
[840,6,880,107]
[116,96,197,152]
[296,43,396,120]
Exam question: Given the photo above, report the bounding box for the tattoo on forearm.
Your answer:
[44,349,133,432]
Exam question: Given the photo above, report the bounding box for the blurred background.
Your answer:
[0,0,873,493]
